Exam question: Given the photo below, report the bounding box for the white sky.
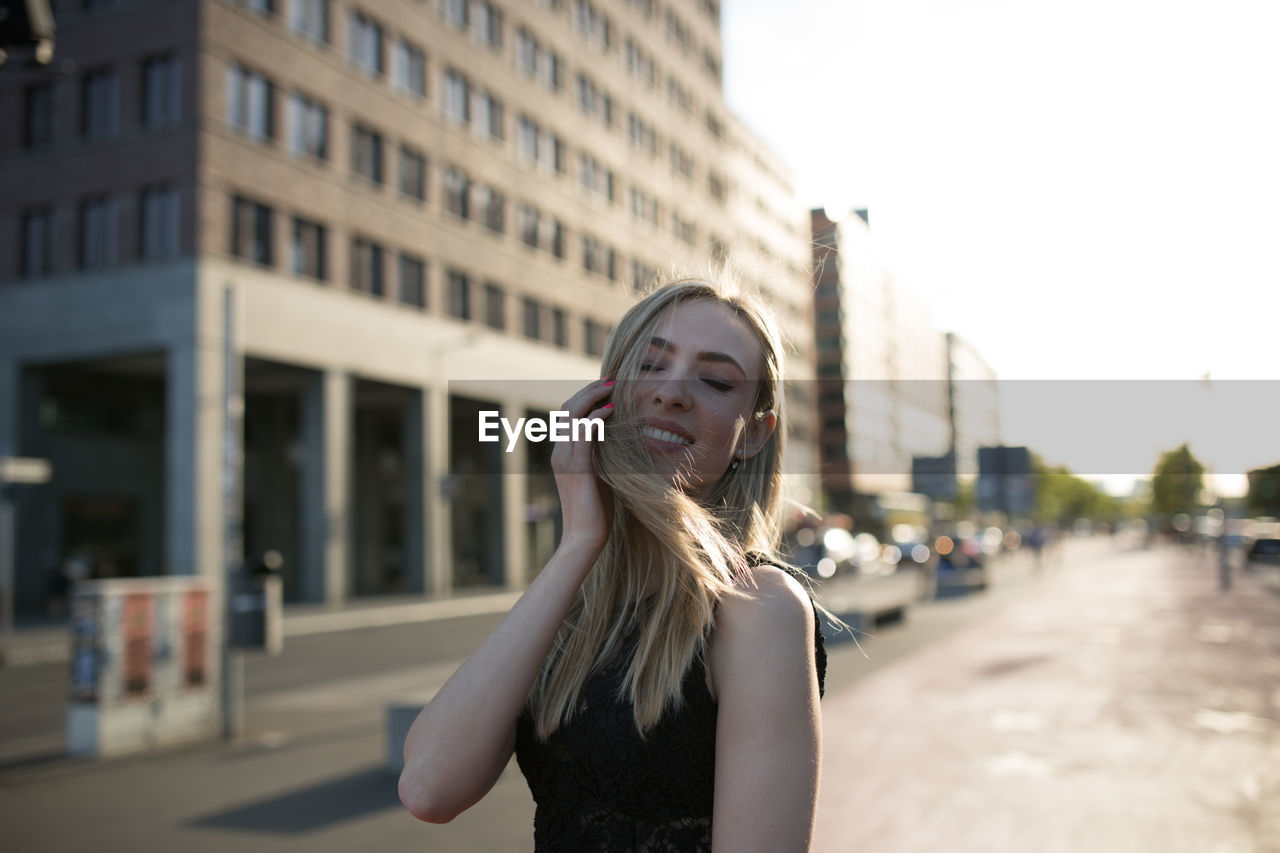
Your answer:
[722,0,1280,495]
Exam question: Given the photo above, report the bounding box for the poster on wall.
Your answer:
[121,592,153,698]
[183,589,209,689]
[69,594,99,704]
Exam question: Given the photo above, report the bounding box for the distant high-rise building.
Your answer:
[0,0,814,617]
[813,207,987,528]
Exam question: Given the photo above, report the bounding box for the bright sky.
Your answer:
[722,0,1280,495]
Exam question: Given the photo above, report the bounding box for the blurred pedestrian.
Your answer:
[398,278,827,851]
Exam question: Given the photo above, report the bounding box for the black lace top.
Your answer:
[515,573,826,852]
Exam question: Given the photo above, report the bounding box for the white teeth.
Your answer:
[641,425,693,445]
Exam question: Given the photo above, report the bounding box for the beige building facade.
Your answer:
[0,0,814,618]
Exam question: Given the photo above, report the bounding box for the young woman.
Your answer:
[399,278,826,852]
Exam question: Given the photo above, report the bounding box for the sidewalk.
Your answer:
[0,559,921,667]
[813,543,1280,852]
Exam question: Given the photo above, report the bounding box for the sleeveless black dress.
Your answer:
[514,573,826,852]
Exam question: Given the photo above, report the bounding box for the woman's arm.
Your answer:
[709,566,821,852]
[398,379,615,824]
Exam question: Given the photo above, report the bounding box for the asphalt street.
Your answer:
[1,538,1275,852]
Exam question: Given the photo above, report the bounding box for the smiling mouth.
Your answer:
[640,425,694,446]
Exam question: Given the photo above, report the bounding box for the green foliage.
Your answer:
[1150,443,1206,519]
[1246,463,1280,517]
[1031,454,1124,525]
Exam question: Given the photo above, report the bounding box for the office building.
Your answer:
[0,0,814,618]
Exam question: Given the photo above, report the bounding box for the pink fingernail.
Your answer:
[603,403,614,409]
[603,380,615,387]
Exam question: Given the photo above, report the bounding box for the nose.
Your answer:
[651,375,691,410]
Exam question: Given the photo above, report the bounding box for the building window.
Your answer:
[672,211,696,246]
[79,196,118,270]
[575,73,612,125]
[230,195,273,266]
[551,307,568,348]
[573,0,611,51]
[288,0,328,44]
[583,233,615,280]
[351,123,383,184]
[583,318,608,356]
[478,185,504,233]
[665,8,692,54]
[446,269,470,320]
[20,207,54,277]
[522,296,541,340]
[347,11,384,77]
[471,0,502,49]
[482,281,505,329]
[444,0,467,28]
[517,203,539,248]
[286,92,327,160]
[392,39,426,99]
[233,0,275,16]
[350,236,384,295]
[399,253,426,307]
[577,153,614,202]
[517,27,561,90]
[226,64,273,141]
[627,111,657,156]
[516,115,537,162]
[471,88,503,140]
[624,37,655,87]
[81,68,119,142]
[399,145,426,202]
[444,166,470,219]
[139,185,180,261]
[628,186,658,225]
[290,216,326,280]
[708,171,727,204]
[669,142,694,180]
[667,75,693,115]
[546,132,566,174]
[23,83,55,148]
[443,69,469,124]
[630,259,657,292]
[516,27,536,74]
[141,54,182,130]
[549,218,566,259]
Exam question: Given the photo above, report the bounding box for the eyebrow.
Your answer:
[648,336,747,376]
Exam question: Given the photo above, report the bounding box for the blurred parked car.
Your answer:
[1246,538,1280,567]
[934,533,988,594]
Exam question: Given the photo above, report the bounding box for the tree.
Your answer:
[1030,454,1121,526]
[1150,443,1206,520]
[1246,463,1280,517]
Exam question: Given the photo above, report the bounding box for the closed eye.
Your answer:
[703,378,734,391]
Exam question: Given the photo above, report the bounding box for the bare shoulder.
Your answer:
[718,564,814,634]
[708,566,814,701]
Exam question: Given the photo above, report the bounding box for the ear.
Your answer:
[739,409,777,461]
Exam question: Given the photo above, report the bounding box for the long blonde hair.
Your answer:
[528,277,788,739]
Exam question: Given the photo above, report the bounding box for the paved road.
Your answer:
[3,539,1275,851]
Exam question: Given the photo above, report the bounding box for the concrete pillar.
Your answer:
[411,385,450,596]
[166,343,224,579]
[501,398,528,589]
[301,369,352,606]
[0,359,16,458]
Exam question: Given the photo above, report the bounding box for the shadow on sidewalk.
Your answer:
[188,765,400,834]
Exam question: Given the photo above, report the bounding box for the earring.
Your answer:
[730,456,741,471]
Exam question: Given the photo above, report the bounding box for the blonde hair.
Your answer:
[528,276,788,739]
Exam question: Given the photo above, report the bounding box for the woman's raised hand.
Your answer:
[551,377,615,552]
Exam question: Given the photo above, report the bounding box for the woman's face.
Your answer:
[624,299,776,498]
